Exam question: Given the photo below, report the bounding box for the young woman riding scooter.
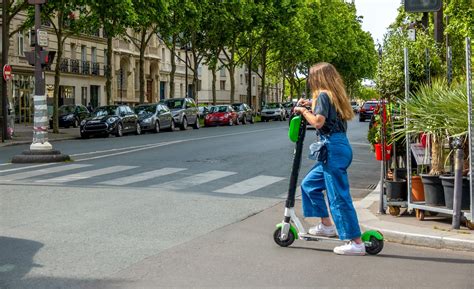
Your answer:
[293,62,365,256]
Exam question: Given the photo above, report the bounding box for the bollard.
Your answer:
[452,137,464,229]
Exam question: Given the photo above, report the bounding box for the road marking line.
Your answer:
[36,165,137,184]
[214,175,286,195]
[0,164,91,182]
[153,170,237,190]
[0,163,55,174]
[98,167,187,186]
[0,163,11,167]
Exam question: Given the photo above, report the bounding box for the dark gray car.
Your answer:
[134,103,175,133]
[160,98,199,130]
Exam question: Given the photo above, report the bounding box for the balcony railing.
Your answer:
[91,62,100,76]
[71,59,80,73]
[59,58,69,73]
[82,61,90,75]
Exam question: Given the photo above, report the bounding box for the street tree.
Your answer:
[127,0,167,104]
[88,0,136,105]
[35,0,92,133]
[0,0,29,69]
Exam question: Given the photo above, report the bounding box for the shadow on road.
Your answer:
[379,253,474,265]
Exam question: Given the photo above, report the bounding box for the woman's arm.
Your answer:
[293,107,326,129]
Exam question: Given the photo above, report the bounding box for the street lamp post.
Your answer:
[12,0,69,163]
[1,0,9,142]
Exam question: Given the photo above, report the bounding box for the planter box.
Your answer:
[386,179,407,201]
[420,174,445,206]
[439,175,471,210]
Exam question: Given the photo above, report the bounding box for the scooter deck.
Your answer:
[299,234,345,243]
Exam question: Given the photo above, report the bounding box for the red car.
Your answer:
[204,105,239,126]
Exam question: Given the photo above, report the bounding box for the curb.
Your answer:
[357,184,474,252]
[0,136,77,148]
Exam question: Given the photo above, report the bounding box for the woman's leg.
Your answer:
[301,164,330,219]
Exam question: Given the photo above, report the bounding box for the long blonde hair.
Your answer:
[308,62,354,120]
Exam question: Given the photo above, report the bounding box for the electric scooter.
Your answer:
[273,113,384,255]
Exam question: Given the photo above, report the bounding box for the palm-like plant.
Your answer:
[396,79,468,175]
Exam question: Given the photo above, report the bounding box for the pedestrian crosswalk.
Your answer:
[0,163,286,196]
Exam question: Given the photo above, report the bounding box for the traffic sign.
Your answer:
[28,0,46,4]
[37,29,48,47]
[404,0,442,13]
[3,65,13,81]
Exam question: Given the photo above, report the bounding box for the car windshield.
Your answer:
[282,102,294,108]
[59,105,75,114]
[231,104,242,111]
[134,105,155,115]
[351,101,357,106]
[163,99,183,109]
[363,102,377,109]
[210,106,229,113]
[92,106,117,117]
[264,103,279,109]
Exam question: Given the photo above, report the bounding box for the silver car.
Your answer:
[261,103,286,122]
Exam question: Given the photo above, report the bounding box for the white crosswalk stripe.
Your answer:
[36,165,137,184]
[152,170,236,190]
[98,168,187,186]
[0,164,92,182]
[214,175,286,195]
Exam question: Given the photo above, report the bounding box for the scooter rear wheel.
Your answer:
[365,236,384,255]
[273,227,295,247]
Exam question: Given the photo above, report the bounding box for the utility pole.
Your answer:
[1,0,9,142]
[12,0,69,163]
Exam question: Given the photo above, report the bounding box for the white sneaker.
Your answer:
[308,223,337,237]
[333,241,366,256]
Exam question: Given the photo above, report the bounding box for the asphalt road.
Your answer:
[3,119,469,289]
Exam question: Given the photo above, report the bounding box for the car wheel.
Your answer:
[136,123,142,135]
[193,118,200,129]
[235,117,240,125]
[242,115,247,125]
[228,118,233,126]
[155,121,160,133]
[180,117,188,130]
[73,119,79,128]
[80,132,89,139]
[250,116,254,124]
[169,120,175,131]
[115,123,123,137]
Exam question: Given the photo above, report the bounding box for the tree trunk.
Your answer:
[52,14,64,134]
[260,44,267,106]
[170,35,177,99]
[106,35,113,104]
[430,134,444,175]
[247,43,252,107]
[192,49,199,102]
[229,65,235,103]
[212,65,217,105]
[139,30,146,104]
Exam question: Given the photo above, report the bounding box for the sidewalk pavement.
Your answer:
[0,123,79,148]
[356,183,474,252]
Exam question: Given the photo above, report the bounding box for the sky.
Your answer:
[355,0,402,45]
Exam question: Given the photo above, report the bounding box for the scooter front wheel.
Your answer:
[365,236,384,255]
[273,227,295,247]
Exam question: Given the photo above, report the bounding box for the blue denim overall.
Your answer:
[301,132,361,240]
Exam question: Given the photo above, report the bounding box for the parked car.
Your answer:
[49,104,90,128]
[198,106,211,119]
[261,103,286,122]
[359,100,378,122]
[231,103,254,124]
[160,97,199,130]
[80,105,140,138]
[351,101,360,113]
[282,101,296,118]
[134,103,174,133]
[204,105,239,126]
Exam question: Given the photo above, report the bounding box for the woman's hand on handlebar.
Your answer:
[294,106,310,115]
[297,98,310,106]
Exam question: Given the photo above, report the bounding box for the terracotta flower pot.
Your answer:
[411,175,425,202]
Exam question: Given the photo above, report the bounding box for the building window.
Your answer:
[220,80,226,90]
[198,64,202,77]
[91,47,97,63]
[245,75,248,85]
[198,80,202,91]
[81,87,88,105]
[219,67,226,77]
[104,49,107,64]
[135,62,139,90]
[253,76,256,87]
[71,43,76,59]
[81,45,87,62]
[180,83,183,97]
[162,48,165,60]
[17,32,25,56]
[240,74,243,85]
